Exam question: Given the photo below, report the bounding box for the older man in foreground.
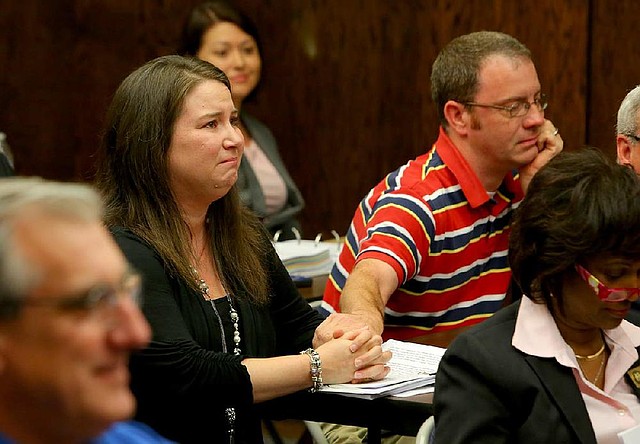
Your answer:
[0,177,170,444]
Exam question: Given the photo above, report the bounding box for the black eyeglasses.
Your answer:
[626,134,640,142]
[1,270,142,318]
[462,94,548,118]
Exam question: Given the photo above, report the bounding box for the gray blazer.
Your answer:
[434,301,640,444]
[237,112,304,240]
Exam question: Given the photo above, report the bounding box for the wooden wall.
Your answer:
[588,0,640,150]
[0,0,630,236]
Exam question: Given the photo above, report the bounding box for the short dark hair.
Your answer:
[179,1,262,57]
[509,147,640,309]
[430,31,532,127]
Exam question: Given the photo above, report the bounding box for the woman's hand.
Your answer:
[316,328,391,384]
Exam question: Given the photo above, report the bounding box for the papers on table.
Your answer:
[320,339,446,399]
[391,385,435,397]
[274,239,333,277]
[618,424,640,443]
[274,239,341,278]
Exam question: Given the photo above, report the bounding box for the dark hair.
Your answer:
[179,1,262,103]
[509,147,640,309]
[431,31,532,127]
[95,55,269,304]
[179,1,262,58]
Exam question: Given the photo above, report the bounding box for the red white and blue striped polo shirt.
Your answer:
[321,127,524,340]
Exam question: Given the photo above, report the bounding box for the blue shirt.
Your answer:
[0,421,174,443]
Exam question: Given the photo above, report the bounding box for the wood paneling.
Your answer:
[588,0,640,154]
[236,0,588,235]
[0,0,203,180]
[0,0,605,238]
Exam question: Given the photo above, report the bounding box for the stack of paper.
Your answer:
[619,424,640,443]
[320,339,446,399]
[274,240,336,278]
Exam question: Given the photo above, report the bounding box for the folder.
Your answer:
[273,229,342,278]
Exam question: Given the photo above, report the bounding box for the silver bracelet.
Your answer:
[300,348,323,393]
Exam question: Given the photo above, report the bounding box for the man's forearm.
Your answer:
[340,282,385,335]
[339,260,397,336]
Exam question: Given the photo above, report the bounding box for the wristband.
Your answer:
[300,348,323,393]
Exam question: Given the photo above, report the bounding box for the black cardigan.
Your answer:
[112,228,323,443]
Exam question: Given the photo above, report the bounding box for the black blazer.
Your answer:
[0,153,13,177]
[237,112,304,239]
[434,301,640,444]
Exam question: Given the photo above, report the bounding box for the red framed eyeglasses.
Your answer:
[575,264,640,302]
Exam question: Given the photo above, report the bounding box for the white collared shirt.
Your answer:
[512,297,640,444]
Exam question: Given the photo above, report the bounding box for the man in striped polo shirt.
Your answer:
[318,31,563,342]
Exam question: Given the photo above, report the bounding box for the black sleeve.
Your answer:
[112,228,254,408]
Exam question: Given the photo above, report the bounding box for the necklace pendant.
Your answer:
[229,305,241,355]
[225,407,236,444]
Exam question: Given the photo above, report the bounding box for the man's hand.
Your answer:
[313,313,369,348]
[519,119,563,193]
[315,259,397,347]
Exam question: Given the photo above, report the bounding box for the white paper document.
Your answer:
[618,424,640,443]
[391,385,436,397]
[320,339,446,399]
[274,240,338,277]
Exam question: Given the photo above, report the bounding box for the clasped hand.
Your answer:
[316,324,391,384]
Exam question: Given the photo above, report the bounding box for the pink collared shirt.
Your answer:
[513,297,640,444]
[243,139,287,215]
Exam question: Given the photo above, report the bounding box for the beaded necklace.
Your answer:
[192,267,241,443]
[192,267,241,355]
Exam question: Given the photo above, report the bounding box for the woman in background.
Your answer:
[434,147,640,443]
[95,55,389,443]
[180,1,304,240]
